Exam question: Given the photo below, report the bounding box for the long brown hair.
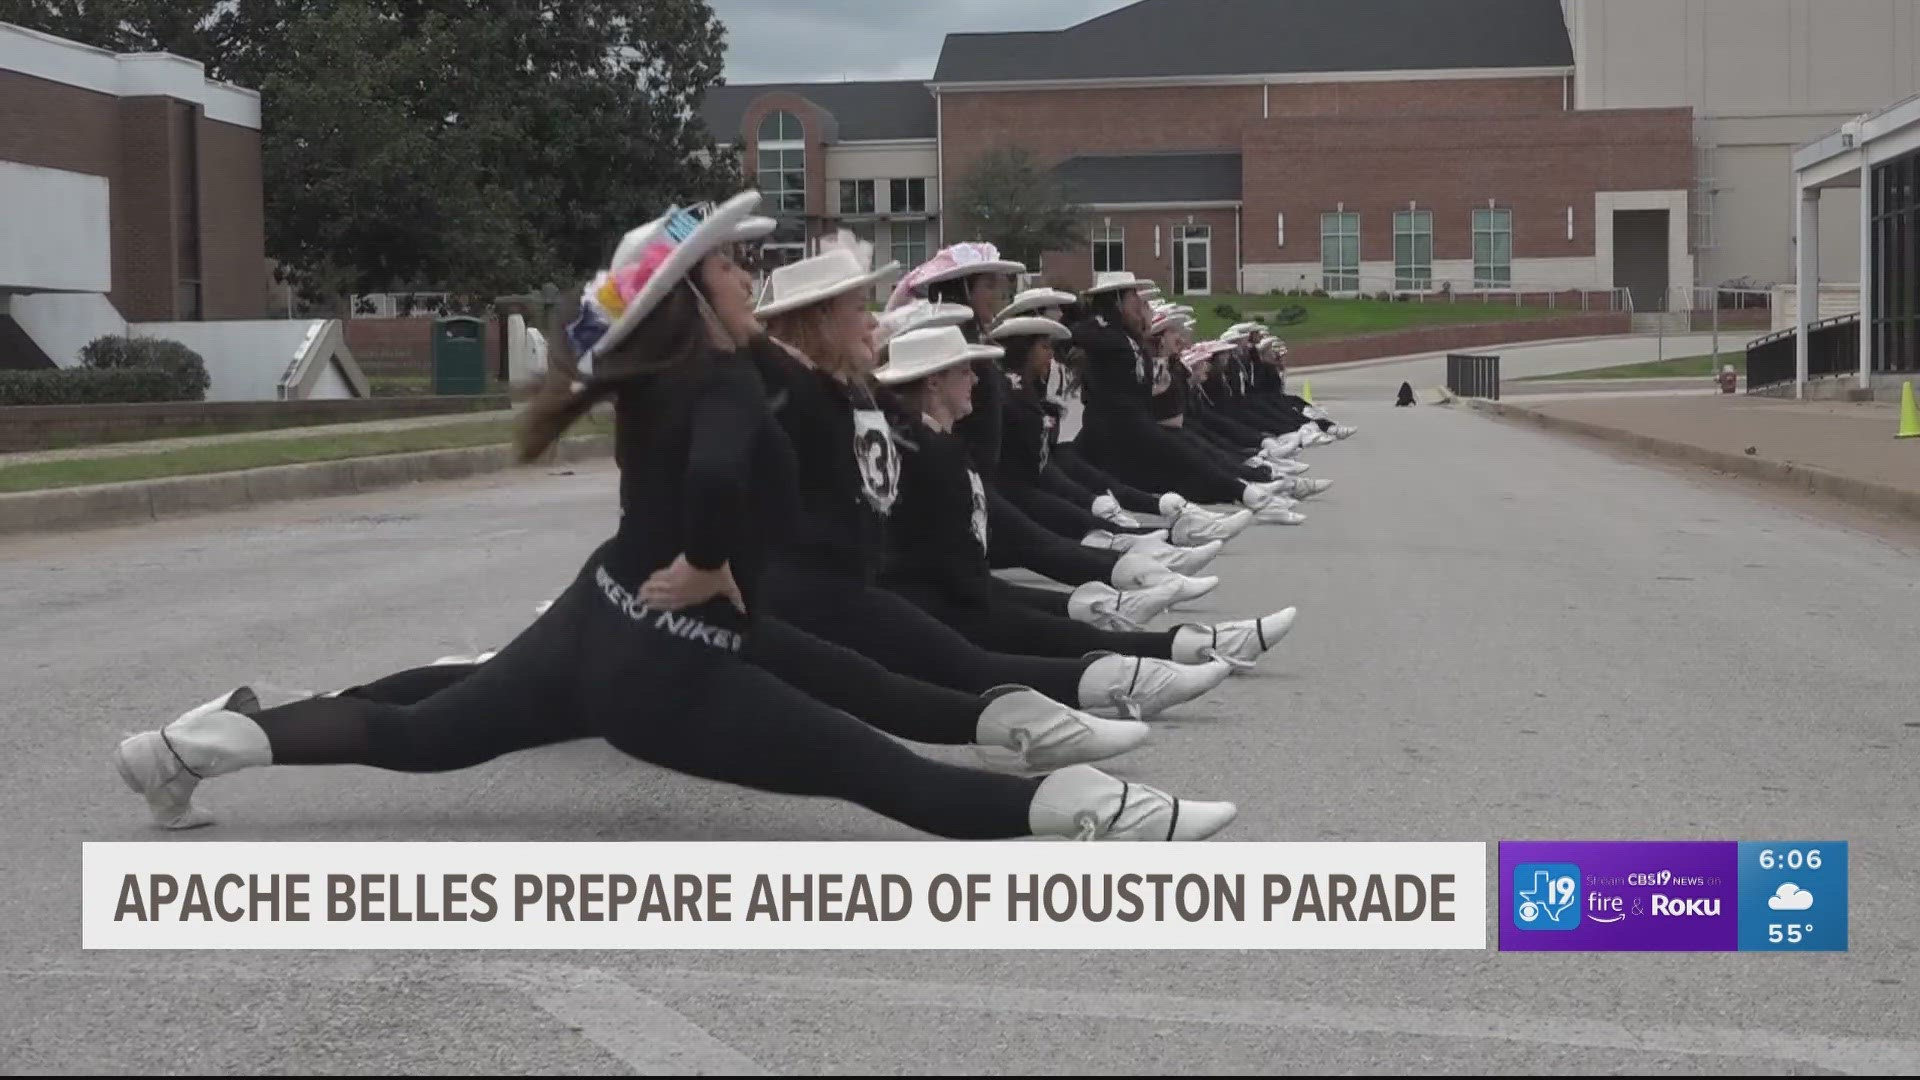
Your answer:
[765,296,866,381]
[515,284,712,461]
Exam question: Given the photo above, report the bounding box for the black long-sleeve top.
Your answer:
[953,356,1007,479]
[1070,315,1154,415]
[607,337,799,614]
[1150,353,1188,422]
[749,343,897,582]
[994,373,1055,487]
[880,416,993,609]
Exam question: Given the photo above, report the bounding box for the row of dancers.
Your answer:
[114,190,1358,842]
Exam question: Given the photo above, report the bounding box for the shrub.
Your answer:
[1311,288,1328,299]
[1374,290,1393,302]
[1270,304,1309,327]
[0,367,188,406]
[79,335,210,401]
[1212,302,1242,322]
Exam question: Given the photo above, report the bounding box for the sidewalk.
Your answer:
[0,404,520,467]
[1472,393,1920,517]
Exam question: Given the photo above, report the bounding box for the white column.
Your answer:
[1796,186,1820,399]
[1859,152,1874,390]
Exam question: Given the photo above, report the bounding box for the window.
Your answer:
[839,179,875,215]
[756,111,805,215]
[891,221,929,269]
[889,177,927,214]
[1393,209,1433,291]
[1320,212,1359,293]
[1473,208,1513,288]
[1092,223,1125,274]
[760,215,807,270]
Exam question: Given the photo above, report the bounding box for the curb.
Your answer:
[0,434,614,538]
[1469,399,1920,522]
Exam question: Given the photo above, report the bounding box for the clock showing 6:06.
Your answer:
[1737,842,1848,952]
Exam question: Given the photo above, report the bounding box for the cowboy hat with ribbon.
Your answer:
[995,287,1077,322]
[566,191,775,375]
[873,325,1004,386]
[885,242,1027,311]
[754,230,901,319]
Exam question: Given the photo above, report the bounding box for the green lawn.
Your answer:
[1173,293,1563,342]
[1521,352,1747,381]
[0,414,613,493]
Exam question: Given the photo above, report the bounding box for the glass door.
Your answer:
[1174,225,1212,295]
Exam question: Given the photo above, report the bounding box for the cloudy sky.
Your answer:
[707,0,1136,83]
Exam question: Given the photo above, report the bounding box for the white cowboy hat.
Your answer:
[754,230,901,318]
[874,300,974,345]
[611,207,776,272]
[996,287,1077,322]
[873,325,1003,386]
[1084,271,1158,295]
[886,242,1027,310]
[568,191,771,372]
[987,316,1070,342]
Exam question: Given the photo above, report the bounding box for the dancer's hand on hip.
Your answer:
[640,556,746,614]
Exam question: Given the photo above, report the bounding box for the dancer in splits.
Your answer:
[112,193,1235,841]
[875,324,1297,669]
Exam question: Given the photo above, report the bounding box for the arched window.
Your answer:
[756,110,806,216]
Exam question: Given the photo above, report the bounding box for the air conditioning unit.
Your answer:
[1840,119,1863,149]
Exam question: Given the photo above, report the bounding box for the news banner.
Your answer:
[80,839,1848,951]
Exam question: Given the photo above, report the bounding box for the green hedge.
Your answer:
[0,367,194,406]
[0,336,212,406]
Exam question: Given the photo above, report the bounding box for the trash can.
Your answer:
[431,316,488,396]
[1445,353,1501,401]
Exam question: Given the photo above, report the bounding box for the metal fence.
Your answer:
[1446,353,1501,400]
[1745,314,1860,392]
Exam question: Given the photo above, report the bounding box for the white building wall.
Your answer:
[1563,0,1920,286]
[0,162,111,293]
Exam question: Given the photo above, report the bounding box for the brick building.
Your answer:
[1,20,266,369]
[703,0,1920,307]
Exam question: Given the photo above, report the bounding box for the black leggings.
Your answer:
[340,615,989,747]
[1051,448,1164,516]
[892,584,1176,661]
[993,578,1072,618]
[255,566,1041,839]
[1079,413,1246,505]
[1002,481,1152,542]
[984,486,1124,587]
[762,564,1094,703]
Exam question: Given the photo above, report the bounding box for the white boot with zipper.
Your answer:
[972,687,1150,773]
[1028,764,1237,840]
[114,688,272,830]
[1077,654,1233,719]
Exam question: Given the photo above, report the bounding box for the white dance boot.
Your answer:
[1329,423,1358,440]
[1090,492,1143,529]
[1171,608,1298,670]
[1241,480,1289,510]
[1077,654,1234,719]
[1028,764,1238,841]
[1119,535,1223,575]
[433,650,498,666]
[1080,528,1170,553]
[1253,503,1308,525]
[1067,579,1182,631]
[1169,506,1254,545]
[1263,434,1302,460]
[1110,552,1218,602]
[1283,476,1333,499]
[973,687,1149,773]
[113,688,272,830]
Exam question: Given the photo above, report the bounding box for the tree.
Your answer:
[949,148,1086,271]
[0,1,738,303]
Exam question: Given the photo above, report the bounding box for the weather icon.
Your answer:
[1767,883,1815,911]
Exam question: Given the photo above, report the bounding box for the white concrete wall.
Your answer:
[1243,257,1605,295]
[307,359,355,400]
[0,162,111,293]
[1565,0,1920,285]
[132,319,326,401]
[1770,282,1861,331]
[1567,0,1920,115]
[4,292,126,367]
[826,143,940,215]
[1594,189,1695,302]
[0,22,260,128]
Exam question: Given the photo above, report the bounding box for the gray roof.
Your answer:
[933,0,1574,83]
[698,81,935,143]
[1053,152,1243,204]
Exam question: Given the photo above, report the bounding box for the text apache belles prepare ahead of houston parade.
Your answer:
[113,871,1458,926]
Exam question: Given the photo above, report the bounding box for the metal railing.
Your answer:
[1446,353,1501,400]
[1745,313,1859,393]
[1254,276,1636,315]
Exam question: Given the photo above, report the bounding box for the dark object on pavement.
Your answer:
[1396,382,1416,407]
